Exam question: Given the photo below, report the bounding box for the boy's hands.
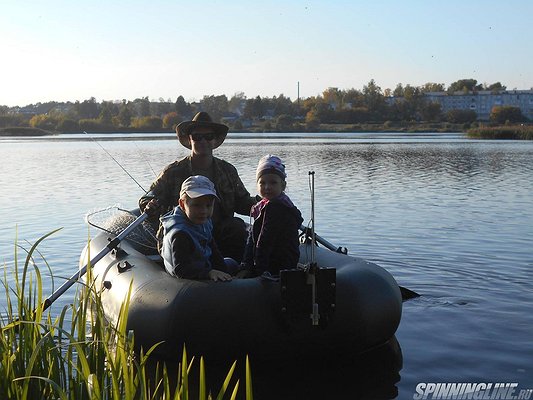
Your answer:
[208,269,232,282]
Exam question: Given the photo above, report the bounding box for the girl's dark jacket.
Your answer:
[242,194,303,275]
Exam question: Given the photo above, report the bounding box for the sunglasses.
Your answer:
[190,133,216,142]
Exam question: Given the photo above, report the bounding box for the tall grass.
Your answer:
[467,125,533,140]
[1,230,253,399]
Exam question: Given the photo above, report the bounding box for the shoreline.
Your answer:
[1,123,532,140]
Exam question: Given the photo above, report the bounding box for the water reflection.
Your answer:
[2,136,533,396]
[251,337,403,399]
[147,336,403,400]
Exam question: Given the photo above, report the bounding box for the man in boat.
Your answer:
[139,111,256,262]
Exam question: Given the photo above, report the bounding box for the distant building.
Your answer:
[423,90,533,121]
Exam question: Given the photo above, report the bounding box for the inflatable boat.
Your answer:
[79,211,402,361]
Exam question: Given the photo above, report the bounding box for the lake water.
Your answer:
[1,132,532,398]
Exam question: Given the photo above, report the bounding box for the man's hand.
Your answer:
[144,198,161,217]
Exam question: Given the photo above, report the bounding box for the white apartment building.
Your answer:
[424,90,533,121]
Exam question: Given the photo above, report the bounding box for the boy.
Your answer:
[160,175,234,281]
[240,155,303,278]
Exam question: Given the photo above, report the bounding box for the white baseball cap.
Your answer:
[180,175,219,199]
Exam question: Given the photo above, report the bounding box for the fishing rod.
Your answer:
[2,134,160,332]
[83,131,148,193]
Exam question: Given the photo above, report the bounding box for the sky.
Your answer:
[1,0,532,107]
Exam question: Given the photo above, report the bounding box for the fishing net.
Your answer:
[85,205,158,254]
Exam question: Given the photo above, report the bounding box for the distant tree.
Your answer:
[322,87,343,110]
[446,109,477,124]
[362,79,387,121]
[175,95,192,118]
[388,101,410,122]
[0,114,25,127]
[79,118,103,131]
[393,83,404,97]
[336,107,370,123]
[131,116,163,130]
[447,79,482,93]
[228,92,246,115]
[74,97,99,119]
[200,95,228,122]
[271,94,294,117]
[0,105,9,115]
[57,117,79,132]
[309,101,334,123]
[420,102,442,122]
[98,101,115,126]
[300,96,318,118]
[490,106,526,124]
[162,111,181,129]
[343,88,364,108]
[275,114,294,131]
[485,82,506,93]
[420,82,446,93]
[243,96,264,119]
[137,96,151,117]
[305,111,321,131]
[29,114,59,130]
[153,98,173,116]
[117,101,132,127]
[401,85,424,121]
[30,101,59,115]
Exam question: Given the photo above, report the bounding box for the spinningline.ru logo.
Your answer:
[413,382,532,400]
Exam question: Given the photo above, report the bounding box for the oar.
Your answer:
[2,212,149,332]
[41,212,149,312]
[299,225,420,301]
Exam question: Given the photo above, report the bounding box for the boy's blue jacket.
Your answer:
[160,206,213,277]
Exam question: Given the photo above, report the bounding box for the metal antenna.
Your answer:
[308,170,319,325]
[309,171,316,263]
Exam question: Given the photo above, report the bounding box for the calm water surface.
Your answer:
[1,133,532,398]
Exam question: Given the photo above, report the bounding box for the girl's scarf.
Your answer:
[251,192,295,219]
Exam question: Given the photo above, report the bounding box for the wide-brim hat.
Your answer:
[176,111,229,149]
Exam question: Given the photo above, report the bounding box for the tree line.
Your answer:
[0,79,529,133]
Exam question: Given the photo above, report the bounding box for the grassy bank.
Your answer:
[2,121,467,136]
[0,127,54,136]
[231,121,468,134]
[315,122,465,133]
[467,125,533,140]
[1,230,251,399]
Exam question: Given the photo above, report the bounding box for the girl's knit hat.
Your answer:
[256,155,286,180]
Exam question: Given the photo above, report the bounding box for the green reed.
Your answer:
[1,230,252,399]
[467,124,533,140]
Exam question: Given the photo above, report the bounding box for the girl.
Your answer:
[240,155,303,278]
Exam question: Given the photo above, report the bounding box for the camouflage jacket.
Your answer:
[139,156,256,225]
